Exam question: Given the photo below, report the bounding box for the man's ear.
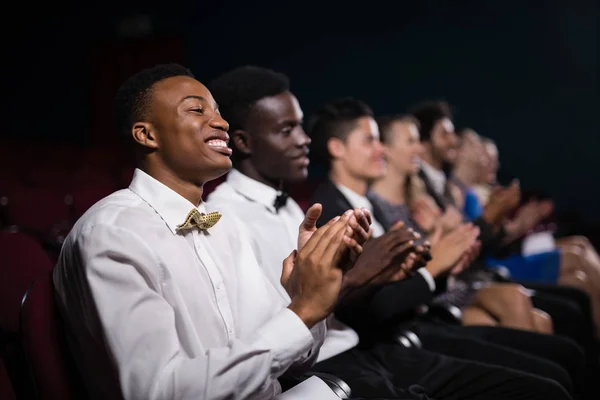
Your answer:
[231,129,252,157]
[327,137,345,159]
[131,122,159,149]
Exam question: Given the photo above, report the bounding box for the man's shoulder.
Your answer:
[67,189,156,242]
[309,180,340,204]
[309,181,352,226]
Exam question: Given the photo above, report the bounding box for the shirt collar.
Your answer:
[129,168,207,235]
[335,184,374,215]
[226,169,281,213]
[420,160,446,196]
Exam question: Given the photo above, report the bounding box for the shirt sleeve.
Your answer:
[223,208,328,372]
[416,268,436,292]
[354,274,434,325]
[286,319,327,373]
[68,223,315,400]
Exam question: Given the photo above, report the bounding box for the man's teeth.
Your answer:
[207,139,227,147]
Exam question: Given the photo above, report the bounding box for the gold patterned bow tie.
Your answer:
[177,209,222,231]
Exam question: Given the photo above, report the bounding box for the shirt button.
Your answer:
[216,283,223,291]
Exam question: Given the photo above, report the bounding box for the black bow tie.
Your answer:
[273,191,289,212]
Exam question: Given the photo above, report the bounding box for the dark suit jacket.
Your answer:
[309,179,444,342]
[310,179,393,231]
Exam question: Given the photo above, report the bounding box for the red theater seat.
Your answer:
[19,271,87,399]
[0,231,54,398]
[0,231,53,333]
[71,184,116,218]
[6,186,71,237]
[0,358,16,400]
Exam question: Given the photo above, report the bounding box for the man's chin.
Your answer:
[286,169,309,183]
[365,170,386,182]
[205,159,232,182]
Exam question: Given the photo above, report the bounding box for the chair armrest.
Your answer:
[423,304,462,324]
[279,372,352,399]
[304,372,352,399]
[394,329,422,349]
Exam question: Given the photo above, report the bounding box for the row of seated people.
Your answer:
[204,66,599,399]
[2,63,599,400]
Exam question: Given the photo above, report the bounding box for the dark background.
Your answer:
[2,0,598,226]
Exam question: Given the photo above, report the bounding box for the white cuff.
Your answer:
[251,308,314,369]
[417,268,436,292]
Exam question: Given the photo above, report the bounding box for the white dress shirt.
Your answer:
[335,184,386,238]
[207,169,359,362]
[420,161,446,198]
[336,184,436,292]
[54,168,324,400]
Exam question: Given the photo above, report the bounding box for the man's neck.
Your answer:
[421,150,443,171]
[370,166,407,205]
[236,160,281,190]
[329,167,368,196]
[141,160,204,206]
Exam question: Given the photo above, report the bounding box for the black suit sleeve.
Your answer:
[314,197,351,228]
[310,181,355,228]
[336,273,434,328]
[367,274,434,324]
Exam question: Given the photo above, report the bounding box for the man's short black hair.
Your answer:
[376,114,421,145]
[114,63,194,137]
[208,66,290,133]
[307,98,374,166]
[408,100,452,142]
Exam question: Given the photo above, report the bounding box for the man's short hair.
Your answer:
[208,66,290,133]
[114,63,194,137]
[307,98,374,165]
[376,114,421,145]
[408,100,452,142]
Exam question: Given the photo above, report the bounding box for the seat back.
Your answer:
[0,231,54,398]
[0,357,17,400]
[71,184,115,218]
[0,231,53,333]
[6,187,71,238]
[20,272,87,399]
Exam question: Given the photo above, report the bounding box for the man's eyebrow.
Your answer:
[180,95,208,104]
[180,95,219,111]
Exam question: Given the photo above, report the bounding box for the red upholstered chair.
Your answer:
[0,232,53,333]
[6,186,72,239]
[19,271,87,399]
[69,166,116,189]
[24,162,72,190]
[0,231,86,399]
[0,231,54,398]
[71,184,116,218]
[0,357,16,400]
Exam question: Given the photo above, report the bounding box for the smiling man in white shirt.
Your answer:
[53,64,373,400]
